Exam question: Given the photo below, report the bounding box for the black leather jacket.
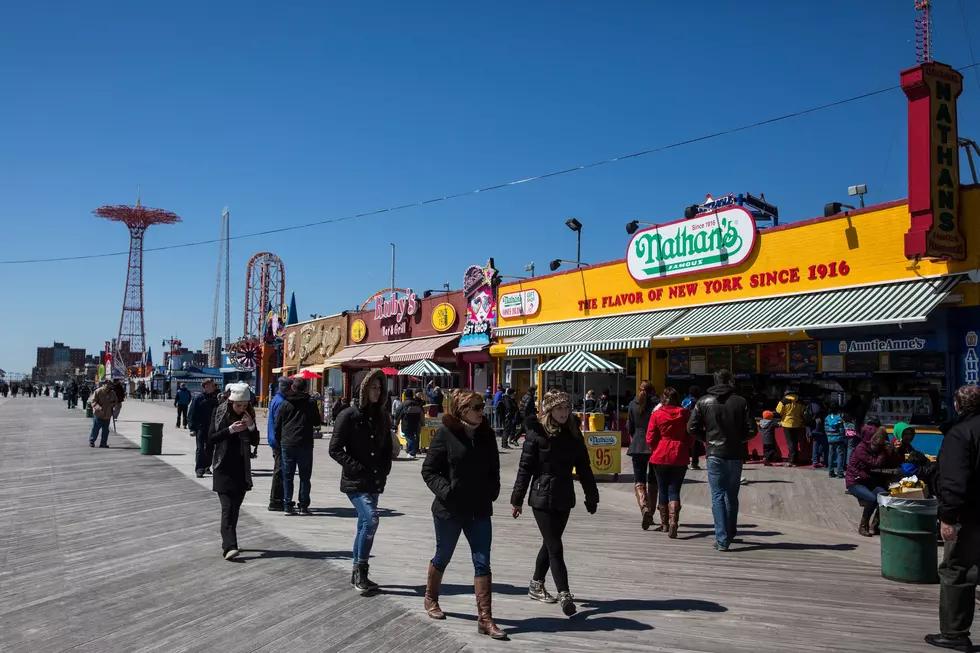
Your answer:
[687,384,758,460]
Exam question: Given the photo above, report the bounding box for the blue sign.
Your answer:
[964,330,979,386]
[820,336,938,356]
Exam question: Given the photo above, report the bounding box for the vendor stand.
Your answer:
[396,359,452,451]
[539,349,623,480]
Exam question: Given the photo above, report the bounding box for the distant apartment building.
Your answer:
[203,337,223,368]
[35,342,86,381]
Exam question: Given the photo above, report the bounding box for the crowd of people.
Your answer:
[51,365,980,648]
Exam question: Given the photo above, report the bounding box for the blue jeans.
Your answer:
[348,492,381,563]
[827,441,846,476]
[653,464,687,504]
[811,432,828,466]
[847,484,888,521]
[281,445,313,508]
[89,417,110,446]
[706,456,743,547]
[403,425,420,457]
[844,437,860,469]
[431,514,492,577]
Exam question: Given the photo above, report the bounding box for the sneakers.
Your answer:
[195,471,205,478]
[714,542,730,552]
[829,471,838,478]
[298,506,313,516]
[557,591,576,616]
[528,580,558,604]
[99,444,110,449]
[353,562,380,595]
[268,502,284,512]
[224,548,240,561]
[284,504,297,516]
[89,442,95,448]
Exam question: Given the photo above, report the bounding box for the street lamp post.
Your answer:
[565,218,582,268]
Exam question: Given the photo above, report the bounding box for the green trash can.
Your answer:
[141,422,164,456]
[85,405,93,418]
[878,494,939,584]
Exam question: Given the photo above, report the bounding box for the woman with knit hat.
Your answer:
[207,381,260,560]
[329,369,393,594]
[420,389,505,639]
[511,389,599,617]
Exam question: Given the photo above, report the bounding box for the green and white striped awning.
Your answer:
[538,350,624,374]
[507,309,685,356]
[494,325,535,337]
[397,359,452,377]
[654,275,963,340]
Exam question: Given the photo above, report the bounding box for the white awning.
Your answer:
[300,364,327,374]
[388,334,460,363]
[538,350,624,374]
[507,309,685,356]
[494,325,535,337]
[654,275,964,340]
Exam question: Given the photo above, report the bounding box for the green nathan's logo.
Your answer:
[626,207,755,280]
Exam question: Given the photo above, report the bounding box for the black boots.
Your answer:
[352,562,379,595]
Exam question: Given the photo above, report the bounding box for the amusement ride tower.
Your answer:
[94,192,181,376]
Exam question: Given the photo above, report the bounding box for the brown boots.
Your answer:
[656,504,669,532]
[424,564,446,619]
[858,516,872,537]
[474,575,507,639]
[668,500,681,538]
[634,483,653,530]
[870,509,881,535]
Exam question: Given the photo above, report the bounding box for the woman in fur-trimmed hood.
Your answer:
[329,368,393,595]
[419,389,505,639]
[510,389,598,619]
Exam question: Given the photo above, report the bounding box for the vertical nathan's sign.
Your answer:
[902,61,965,260]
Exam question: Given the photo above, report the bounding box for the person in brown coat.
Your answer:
[88,380,118,448]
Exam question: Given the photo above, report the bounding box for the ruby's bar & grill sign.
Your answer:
[627,206,758,281]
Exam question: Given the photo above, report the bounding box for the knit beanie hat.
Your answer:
[541,389,571,416]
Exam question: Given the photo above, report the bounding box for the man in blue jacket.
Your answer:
[174,383,192,428]
[188,379,220,478]
[267,377,293,512]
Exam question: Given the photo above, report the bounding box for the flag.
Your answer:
[145,346,153,369]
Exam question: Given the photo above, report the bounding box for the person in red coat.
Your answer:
[647,387,694,538]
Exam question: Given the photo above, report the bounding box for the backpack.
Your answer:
[802,402,816,428]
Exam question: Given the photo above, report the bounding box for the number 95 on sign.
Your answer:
[585,434,621,475]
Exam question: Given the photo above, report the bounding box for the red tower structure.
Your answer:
[94,195,181,377]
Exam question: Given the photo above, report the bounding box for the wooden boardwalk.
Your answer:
[0,396,947,652]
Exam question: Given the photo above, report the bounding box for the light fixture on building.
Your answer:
[549,259,589,272]
[625,220,656,235]
[847,184,868,208]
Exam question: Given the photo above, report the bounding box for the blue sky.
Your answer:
[2,0,980,375]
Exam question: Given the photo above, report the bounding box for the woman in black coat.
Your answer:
[329,368,393,594]
[511,389,599,617]
[625,380,660,531]
[420,389,505,639]
[207,382,259,560]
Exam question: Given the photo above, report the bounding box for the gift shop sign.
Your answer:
[627,206,757,281]
[499,289,541,319]
[902,62,966,260]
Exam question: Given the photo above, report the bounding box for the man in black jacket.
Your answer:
[687,369,758,552]
[274,378,322,516]
[926,385,980,652]
[394,390,424,459]
[189,379,220,478]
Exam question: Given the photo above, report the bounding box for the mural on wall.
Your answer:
[299,322,343,364]
[460,260,499,348]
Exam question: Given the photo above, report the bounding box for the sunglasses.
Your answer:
[468,403,485,412]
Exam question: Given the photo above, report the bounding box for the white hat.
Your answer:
[228,382,251,402]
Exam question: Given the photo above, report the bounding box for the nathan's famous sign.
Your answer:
[627,206,757,281]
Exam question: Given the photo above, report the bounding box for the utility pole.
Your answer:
[390,243,395,290]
